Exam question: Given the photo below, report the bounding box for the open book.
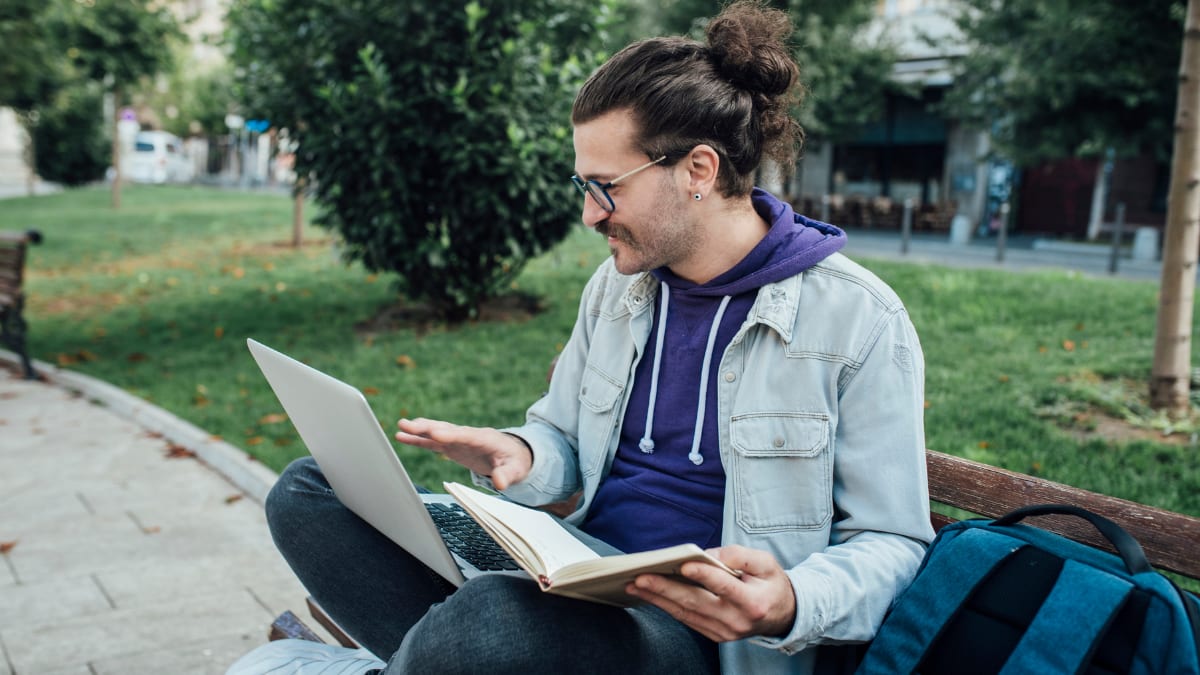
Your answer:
[444,481,741,607]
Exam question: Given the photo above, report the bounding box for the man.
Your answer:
[229,2,933,673]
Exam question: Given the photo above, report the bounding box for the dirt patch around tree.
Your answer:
[354,292,546,336]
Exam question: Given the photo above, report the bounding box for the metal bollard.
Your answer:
[1108,203,1126,275]
[996,202,1009,263]
[901,199,913,255]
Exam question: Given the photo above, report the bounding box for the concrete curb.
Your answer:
[0,348,279,505]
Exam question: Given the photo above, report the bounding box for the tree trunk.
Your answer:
[1150,0,1200,414]
[110,87,122,210]
[292,177,305,248]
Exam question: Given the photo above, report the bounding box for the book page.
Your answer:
[445,483,599,578]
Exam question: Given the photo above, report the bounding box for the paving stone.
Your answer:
[95,551,296,609]
[1,587,273,673]
[0,575,111,631]
[91,632,266,675]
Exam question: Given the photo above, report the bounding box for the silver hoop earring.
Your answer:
[693,193,703,201]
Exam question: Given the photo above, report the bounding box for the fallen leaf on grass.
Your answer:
[978,441,990,449]
[165,443,196,459]
[362,387,380,396]
[258,413,288,425]
[214,326,225,339]
[127,353,149,363]
[246,436,265,446]
[0,541,16,554]
[1062,340,1076,352]
[395,355,416,369]
[225,494,244,505]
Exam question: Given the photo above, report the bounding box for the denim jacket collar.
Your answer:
[620,271,803,344]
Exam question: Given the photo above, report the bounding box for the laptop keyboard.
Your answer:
[425,502,521,572]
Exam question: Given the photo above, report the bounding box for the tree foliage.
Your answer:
[228,0,614,320]
[622,0,898,143]
[943,0,1186,166]
[57,0,182,93]
[0,0,64,112]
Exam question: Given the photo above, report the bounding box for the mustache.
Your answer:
[596,221,632,244]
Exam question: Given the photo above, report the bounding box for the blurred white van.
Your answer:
[127,131,194,184]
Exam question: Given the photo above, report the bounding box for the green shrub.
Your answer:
[31,84,108,186]
[230,0,613,320]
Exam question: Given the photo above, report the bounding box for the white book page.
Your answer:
[445,483,599,577]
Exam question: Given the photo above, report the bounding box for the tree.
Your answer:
[57,0,182,208]
[1152,0,1200,415]
[228,0,614,320]
[0,0,63,113]
[943,0,1185,167]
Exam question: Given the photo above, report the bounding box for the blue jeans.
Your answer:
[266,458,720,674]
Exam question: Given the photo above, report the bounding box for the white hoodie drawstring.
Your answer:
[639,282,670,454]
[689,295,731,465]
[639,282,732,467]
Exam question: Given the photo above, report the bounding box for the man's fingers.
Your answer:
[628,578,739,642]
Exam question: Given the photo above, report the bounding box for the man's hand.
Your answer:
[395,418,533,491]
[625,545,797,643]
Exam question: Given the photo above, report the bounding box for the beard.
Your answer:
[595,187,698,275]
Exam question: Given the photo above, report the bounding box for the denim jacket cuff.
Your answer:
[748,567,831,655]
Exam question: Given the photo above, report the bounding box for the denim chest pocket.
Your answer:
[731,412,832,532]
[577,365,624,476]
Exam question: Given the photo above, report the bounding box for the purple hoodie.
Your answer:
[581,189,846,554]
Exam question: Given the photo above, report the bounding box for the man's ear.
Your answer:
[685,144,720,198]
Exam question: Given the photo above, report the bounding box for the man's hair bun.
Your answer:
[706,1,797,97]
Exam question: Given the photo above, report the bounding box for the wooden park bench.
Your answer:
[0,229,42,379]
[269,448,1200,649]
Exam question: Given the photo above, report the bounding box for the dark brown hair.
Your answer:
[572,1,803,197]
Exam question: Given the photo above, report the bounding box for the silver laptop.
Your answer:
[246,338,518,586]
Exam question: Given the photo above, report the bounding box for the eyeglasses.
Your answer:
[571,155,667,213]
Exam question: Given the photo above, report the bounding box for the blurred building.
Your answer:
[793,0,1167,241]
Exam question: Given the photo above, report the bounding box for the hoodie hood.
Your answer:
[652,187,845,296]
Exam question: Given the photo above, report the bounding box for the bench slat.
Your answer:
[0,253,24,272]
[927,450,1200,579]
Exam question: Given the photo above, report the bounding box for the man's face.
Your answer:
[572,110,698,275]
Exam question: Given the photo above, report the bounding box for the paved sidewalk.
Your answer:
[0,364,330,674]
[840,228,1168,282]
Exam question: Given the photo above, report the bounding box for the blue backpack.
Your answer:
[857,504,1200,674]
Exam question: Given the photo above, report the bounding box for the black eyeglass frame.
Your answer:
[570,155,668,213]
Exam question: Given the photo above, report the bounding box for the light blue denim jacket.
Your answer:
[482,252,935,674]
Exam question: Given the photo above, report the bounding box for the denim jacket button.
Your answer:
[773,436,785,448]
[724,371,736,383]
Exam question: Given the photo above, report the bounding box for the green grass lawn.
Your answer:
[4,185,1198,517]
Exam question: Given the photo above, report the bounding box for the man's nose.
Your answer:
[581,194,609,229]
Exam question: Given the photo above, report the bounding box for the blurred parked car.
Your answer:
[127,131,194,184]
